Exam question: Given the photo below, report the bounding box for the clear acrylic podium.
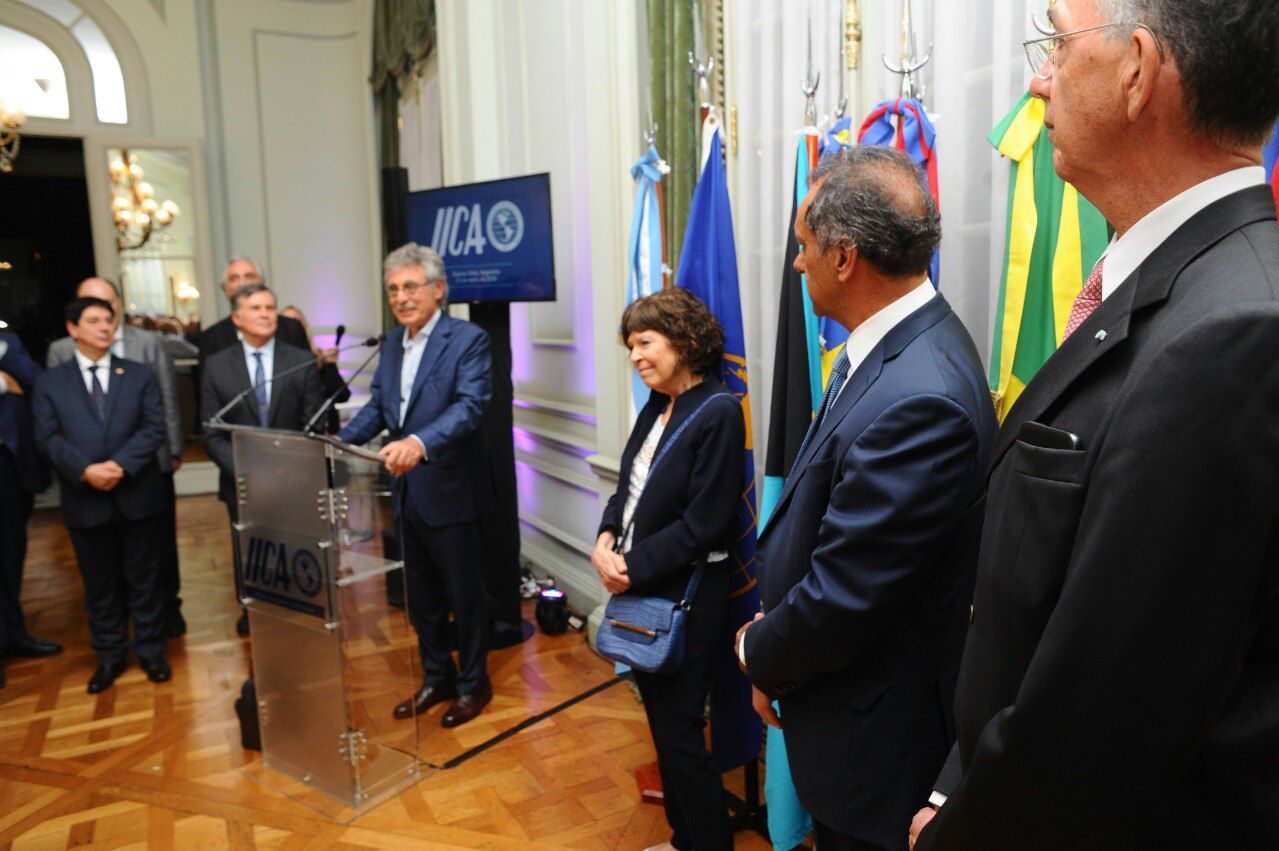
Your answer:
[226,425,422,813]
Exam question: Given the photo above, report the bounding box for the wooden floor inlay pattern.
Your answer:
[0,496,770,849]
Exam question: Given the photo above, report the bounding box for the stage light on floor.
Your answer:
[535,589,569,635]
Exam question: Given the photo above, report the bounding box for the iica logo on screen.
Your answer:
[427,200,525,258]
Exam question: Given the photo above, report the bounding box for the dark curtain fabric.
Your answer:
[371,0,436,170]
[647,0,698,277]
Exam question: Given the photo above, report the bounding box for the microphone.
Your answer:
[333,323,346,349]
[207,334,383,427]
[303,332,387,434]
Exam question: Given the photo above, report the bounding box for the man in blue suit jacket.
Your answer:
[737,148,996,850]
[341,243,494,728]
[0,329,60,688]
[32,298,171,694]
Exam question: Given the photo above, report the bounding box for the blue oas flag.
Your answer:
[1264,124,1279,213]
[675,122,763,772]
[627,144,670,420]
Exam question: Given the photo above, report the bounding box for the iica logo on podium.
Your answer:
[241,534,328,618]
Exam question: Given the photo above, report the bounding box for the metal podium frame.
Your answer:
[221,424,422,813]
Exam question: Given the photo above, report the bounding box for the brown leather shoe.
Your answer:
[392,682,458,720]
[441,682,493,728]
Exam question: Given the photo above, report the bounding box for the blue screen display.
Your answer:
[404,173,556,303]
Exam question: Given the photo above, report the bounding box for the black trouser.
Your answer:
[401,503,489,695]
[157,471,182,618]
[632,562,732,851]
[813,821,889,851]
[0,449,34,652]
[67,511,165,664]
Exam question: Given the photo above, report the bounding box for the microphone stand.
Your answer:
[303,336,385,434]
[206,335,383,428]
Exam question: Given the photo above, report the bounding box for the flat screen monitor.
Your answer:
[404,172,556,303]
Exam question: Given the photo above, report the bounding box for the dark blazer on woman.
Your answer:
[599,376,745,601]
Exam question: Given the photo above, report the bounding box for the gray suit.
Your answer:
[48,325,184,468]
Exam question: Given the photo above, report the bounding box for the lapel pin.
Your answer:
[1095,330,1107,342]
[115,367,125,375]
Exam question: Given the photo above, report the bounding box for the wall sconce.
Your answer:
[0,101,25,173]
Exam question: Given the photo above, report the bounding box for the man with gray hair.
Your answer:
[196,257,310,362]
[913,2,1279,848]
[341,243,495,729]
[735,146,996,850]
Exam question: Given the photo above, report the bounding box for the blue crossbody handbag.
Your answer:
[596,393,732,674]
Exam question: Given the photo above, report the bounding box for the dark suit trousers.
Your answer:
[632,562,732,851]
[813,821,889,851]
[0,448,34,649]
[158,471,182,616]
[67,510,165,663]
[401,501,489,694]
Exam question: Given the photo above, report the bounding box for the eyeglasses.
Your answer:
[385,280,430,298]
[1023,22,1161,80]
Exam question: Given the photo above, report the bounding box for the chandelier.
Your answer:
[0,101,24,173]
[109,150,180,251]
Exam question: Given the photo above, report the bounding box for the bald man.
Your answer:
[48,278,187,637]
[196,258,309,362]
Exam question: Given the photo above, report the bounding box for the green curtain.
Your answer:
[647,0,698,278]
[371,0,436,170]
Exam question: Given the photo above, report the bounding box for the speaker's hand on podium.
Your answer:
[379,437,426,476]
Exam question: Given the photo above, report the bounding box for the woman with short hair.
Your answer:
[594,287,744,851]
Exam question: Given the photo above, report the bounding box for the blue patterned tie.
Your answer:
[252,352,269,427]
[88,366,106,418]
[785,348,852,485]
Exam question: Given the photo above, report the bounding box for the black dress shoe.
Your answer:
[8,635,64,658]
[441,682,493,728]
[392,681,458,720]
[235,610,250,637]
[139,655,172,683]
[87,660,128,694]
[162,610,187,638]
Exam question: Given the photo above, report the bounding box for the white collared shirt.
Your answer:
[833,279,936,402]
[1099,166,1266,299]
[399,309,441,426]
[242,337,276,406]
[74,349,112,395]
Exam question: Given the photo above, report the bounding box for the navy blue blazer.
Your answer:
[744,294,996,847]
[599,376,746,600]
[340,315,494,526]
[32,356,167,529]
[0,332,50,494]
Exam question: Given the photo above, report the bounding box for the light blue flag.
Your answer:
[627,144,668,419]
[675,125,764,773]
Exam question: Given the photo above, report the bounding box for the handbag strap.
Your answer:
[618,392,735,548]
[678,561,706,610]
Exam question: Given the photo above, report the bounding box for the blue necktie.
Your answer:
[252,352,269,427]
[785,348,852,485]
[88,366,106,419]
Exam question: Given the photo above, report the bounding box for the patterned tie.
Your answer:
[785,348,852,485]
[88,365,106,418]
[1063,258,1105,341]
[252,352,269,427]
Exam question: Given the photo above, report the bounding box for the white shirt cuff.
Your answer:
[736,631,747,668]
[408,433,428,461]
[0,374,8,394]
[928,791,948,808]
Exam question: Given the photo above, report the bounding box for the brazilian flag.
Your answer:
[988,93,1110,420]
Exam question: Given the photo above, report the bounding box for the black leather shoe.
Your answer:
[392,682,458,720]
[162,610,187,638]
[235,611,250,637]
[139,655,172,683]
[8,635,63,658]
[441,682,493,728]
[87,660,128,694]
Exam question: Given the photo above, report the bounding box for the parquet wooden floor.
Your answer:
[0,496,772,849]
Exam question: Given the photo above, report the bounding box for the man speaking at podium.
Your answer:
[201,283,323,636]
[340,243,495,729]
